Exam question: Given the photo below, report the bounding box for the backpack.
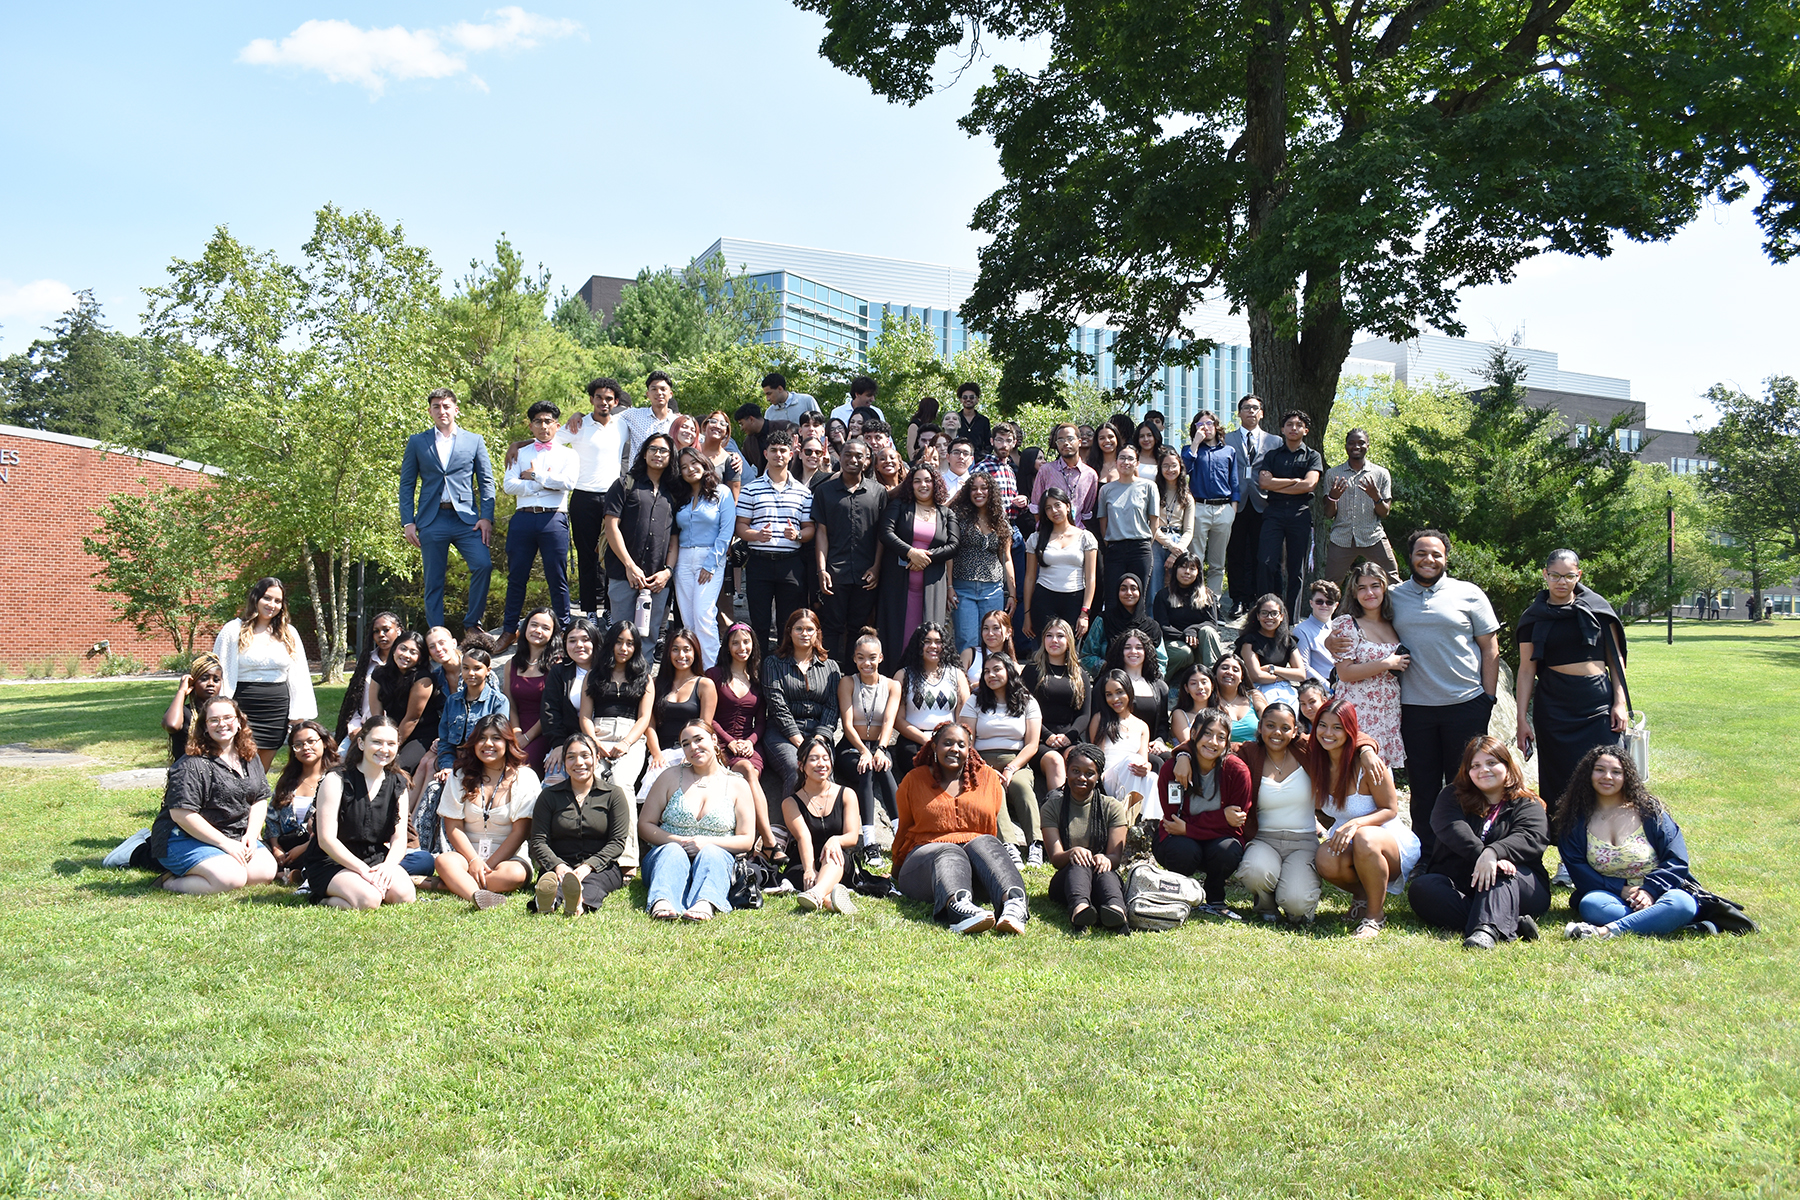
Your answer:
[1123,861,1205,931]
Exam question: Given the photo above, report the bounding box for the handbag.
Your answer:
[727,854,781,910]
[1677,879,1758,935]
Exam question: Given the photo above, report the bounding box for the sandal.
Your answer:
[649,900,680,921]
[1346,898,1369,924]
[1351,917,1385,940]
[682,903,715,922]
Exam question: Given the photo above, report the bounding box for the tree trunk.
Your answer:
[1749,541,1763,621]
[330,541,353,683]
[299,537,328,683]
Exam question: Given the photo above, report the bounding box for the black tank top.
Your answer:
[654,680,705,750]
[792,786,849,871]
[331,767,404,866]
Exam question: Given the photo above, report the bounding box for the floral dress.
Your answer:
[1329,615,1405,767]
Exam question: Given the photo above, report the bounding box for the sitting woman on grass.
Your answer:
[1556,746,1701,940]
[1155,709,1252,914]
[1407,736,1550,949]
[959,652,1047,867]
[782,734,862,914]
[152,696,278,895]
[304,717,416,910]
[1041,744,1129,931]
[891,722,1030,935]
[433,715,539,910]
[266,721,337,886]
[638,721,757,921]
[1309,698,1419,940]
[369,632,440,775]
[1089,669,1155,821]
[529,732,633,916]
[1234,702,1323,924]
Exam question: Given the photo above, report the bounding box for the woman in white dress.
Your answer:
[1088,669,1154,821]
[1310,698,1419,939]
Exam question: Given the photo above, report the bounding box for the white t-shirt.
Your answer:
[1036,529,1099,593]
[959,694,1042,752]
[437,767,542,857]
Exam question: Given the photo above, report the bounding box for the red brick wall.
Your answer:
[0,428,226,674]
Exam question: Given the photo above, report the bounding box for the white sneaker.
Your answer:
[103,828,151,868]
[1026,841,1044,868]
[996,890,1029,935]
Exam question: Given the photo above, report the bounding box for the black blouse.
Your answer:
[1155,591,1219,642]
[585,671,647,721]
[530,777,633,874]
[1023,662,1092,745]
[151,753,271,860]
[762,656,842,742]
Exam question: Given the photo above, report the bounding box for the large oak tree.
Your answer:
[795,0,1799,430]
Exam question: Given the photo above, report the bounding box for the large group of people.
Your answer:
[131,376,1727,945]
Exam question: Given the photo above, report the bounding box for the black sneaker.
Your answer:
[861,844,888,873]
[945,891,995,935]
[1517,915,1540,942]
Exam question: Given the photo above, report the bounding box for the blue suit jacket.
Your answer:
[399,428,495,530]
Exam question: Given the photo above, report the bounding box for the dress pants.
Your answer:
[1257,506,1313,620]
[568,488,609,616]
[1322,536,1399,588]
[674,545,727,668]
[1225,504,1264,610]
[819,571,879,668]
[1409,869,1549,941]
[745,551,806,652]
[1153,834,1245,904]
[419,511,492,631]
[502,508,571,634]
[1400,694,1496,856]
[1049,860,1125,914]
[1192,501,1235,597]
[894,835,1026,919]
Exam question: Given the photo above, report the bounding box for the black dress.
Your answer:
[783,785,862,890]
[653,680,705,758]
[304,768,405,902]
[1518,587,1626,815]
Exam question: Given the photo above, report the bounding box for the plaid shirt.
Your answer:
[1029,456,1100,527]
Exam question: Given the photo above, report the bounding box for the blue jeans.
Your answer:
[645,842,734,913]
[952,578,1006,653]
[502,508,571,634]
[419,514,493,631]
[161,829,266,876]
[400,849,437,877]
[1579,888,1698,936]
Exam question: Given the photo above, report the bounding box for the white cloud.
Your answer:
[239,8,581,96]
[0,279,79,348]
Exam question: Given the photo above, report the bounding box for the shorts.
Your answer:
[161,827,265,876]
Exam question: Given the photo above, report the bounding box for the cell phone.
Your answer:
[1395,643,1411,657]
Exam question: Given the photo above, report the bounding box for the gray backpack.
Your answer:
[1123,861,1205,931]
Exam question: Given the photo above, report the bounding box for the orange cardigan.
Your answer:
[891,762,1006,870]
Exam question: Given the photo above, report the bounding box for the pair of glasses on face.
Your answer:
[1547,571,1581,582]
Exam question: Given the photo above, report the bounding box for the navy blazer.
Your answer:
[1559,807,1694,901]
[399,428,495,530]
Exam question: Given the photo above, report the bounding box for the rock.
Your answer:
[0,743,96,769]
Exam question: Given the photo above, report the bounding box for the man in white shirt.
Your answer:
[498,401,580,648]
[940,436,976,500]
[612,369,679,469]
[556,377,625,620]
[828,375,886,426]
[761,372,820,427]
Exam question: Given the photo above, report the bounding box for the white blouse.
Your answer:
[213,619,319,721]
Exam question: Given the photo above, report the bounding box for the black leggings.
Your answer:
[1153,834,1245,904]
[836,740,897,827]
[1049,860,1124,914]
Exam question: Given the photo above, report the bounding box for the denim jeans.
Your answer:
[607,577,672,644]
[952,577,1007,654]
[1579,887,1699,936]
[644,842,735,913]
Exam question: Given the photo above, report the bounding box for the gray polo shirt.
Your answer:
[1389,575,1499,707]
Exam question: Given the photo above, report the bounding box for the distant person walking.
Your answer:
[399,387,495,634]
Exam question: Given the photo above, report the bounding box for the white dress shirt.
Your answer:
[505,441,579,510]
[555,413,624,494]
[434,427,457,505]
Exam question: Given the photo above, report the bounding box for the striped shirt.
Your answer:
[738,473,814,553]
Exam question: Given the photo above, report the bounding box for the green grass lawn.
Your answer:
[2,623,1795,1198]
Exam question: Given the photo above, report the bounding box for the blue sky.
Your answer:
[3,2,1794,431]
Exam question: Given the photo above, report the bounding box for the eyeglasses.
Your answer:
[1312,597,1334,606]
[1546,571,1581,582]
[645,446,670,456]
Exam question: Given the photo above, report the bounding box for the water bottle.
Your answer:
[634,589,652,637]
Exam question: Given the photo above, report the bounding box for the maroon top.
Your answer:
[707,663,764,771]
[509,661,546,740]
[1154,751,1254,843]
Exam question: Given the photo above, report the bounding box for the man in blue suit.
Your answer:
[399,387,495,633]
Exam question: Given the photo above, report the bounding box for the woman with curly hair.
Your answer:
[152,696,279,895]
[433,715,540,909]
[1042,743,1129,929]
[959,652,1046,866]
[892,722,1029,935]
[890,621,969,786]
[945,470,1015,655]
[1556,746,1701,939]
[1408,736,1550,949]
[879,461,961,656]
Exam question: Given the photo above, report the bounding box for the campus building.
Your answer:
[0,425,230,673]
[1348,333,1718,476]
[583,238,1398,437]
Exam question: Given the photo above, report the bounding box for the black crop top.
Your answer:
[1519,611,1605,668]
